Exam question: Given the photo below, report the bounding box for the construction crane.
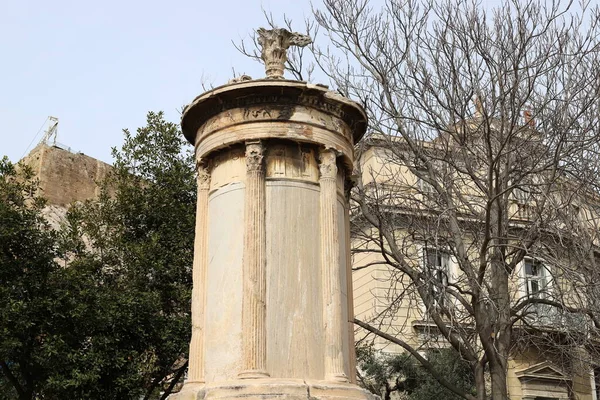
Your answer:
[40,116,58,145]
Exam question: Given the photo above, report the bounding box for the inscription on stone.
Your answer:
[188,93,352,135]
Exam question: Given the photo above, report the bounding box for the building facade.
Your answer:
[352,126,600,400]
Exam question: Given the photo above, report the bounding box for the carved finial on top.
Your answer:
[257,28,312,79]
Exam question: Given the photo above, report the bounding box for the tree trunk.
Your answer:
[159,361,188,400]
[487,196,511,400]
[474,362,487,400]
[489,361,508,400]
[0,361,29,400]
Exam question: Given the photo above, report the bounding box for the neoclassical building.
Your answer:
[351,117,600,400]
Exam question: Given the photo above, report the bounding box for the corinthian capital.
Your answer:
[319,149,338,179]
[196,161,211,190]
[246,141,264,172]
[257,28,312,79]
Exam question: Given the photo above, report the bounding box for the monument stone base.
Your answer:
[170,379,379,400]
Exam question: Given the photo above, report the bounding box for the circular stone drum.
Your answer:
[172,79,377,400]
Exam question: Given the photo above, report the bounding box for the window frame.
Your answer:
[523,258,548,299]
[423,247,451,308]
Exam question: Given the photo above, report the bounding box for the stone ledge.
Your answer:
[170,379,379,400]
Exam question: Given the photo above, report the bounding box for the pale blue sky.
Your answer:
[1,0,576,164]
[0,0,316,164]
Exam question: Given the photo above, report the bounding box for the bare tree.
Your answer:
[310,0,600,399]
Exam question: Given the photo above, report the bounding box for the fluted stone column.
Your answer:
[187,163,211,385]
[344,178,358,384]
[319,148,348,383]
[239,141,269,379]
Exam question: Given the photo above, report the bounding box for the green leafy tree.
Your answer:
[0,157,81,399]
[357,344,476,400]
[64,111,197,398]
[1,111,196,399]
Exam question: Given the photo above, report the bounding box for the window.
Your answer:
[524,259,546,298]
[593,367,600,400]
[424,248,450,307]
[414,163,436,193]
[512,186,533,219]
[417,172,437,208]
[418,178,435,194]
[513,187,530,204]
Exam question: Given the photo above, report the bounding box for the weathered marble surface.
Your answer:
[174,71,371,399]
[172,379,378,400]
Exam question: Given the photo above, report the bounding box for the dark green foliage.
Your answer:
[0,158,84,399]
[63,111,196,398]
[357,344,475,400]
[0,111,197,399]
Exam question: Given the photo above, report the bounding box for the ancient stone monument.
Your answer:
[172,28,375,400]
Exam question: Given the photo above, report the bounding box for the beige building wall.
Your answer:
[353,250,423,354]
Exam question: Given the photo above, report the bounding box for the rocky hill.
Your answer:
[20,143,111,209]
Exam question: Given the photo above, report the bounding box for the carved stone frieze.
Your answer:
[196,105,352,142]
[181,81,368,155]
